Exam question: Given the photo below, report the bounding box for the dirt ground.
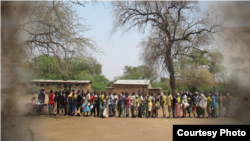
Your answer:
[3,94,244,141]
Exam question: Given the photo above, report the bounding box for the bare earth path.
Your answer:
[2,94,243,141]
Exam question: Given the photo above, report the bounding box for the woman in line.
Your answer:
[71,92,76,116]
[176,93,181,118]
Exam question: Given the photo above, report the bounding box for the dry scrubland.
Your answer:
[2,94,243,141]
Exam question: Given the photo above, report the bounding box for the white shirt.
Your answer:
[139,96,144,104]
[130,95,135,106]
[113,95,118,105]
[85,93,90,105]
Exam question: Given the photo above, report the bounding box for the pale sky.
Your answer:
[75,1,211,81]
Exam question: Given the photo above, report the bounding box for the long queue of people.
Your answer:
[36,88,238,118]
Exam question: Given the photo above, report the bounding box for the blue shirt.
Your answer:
[211,96,216,107]
[151,96,155,101]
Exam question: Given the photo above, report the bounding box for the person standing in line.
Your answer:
[161,92,167,118]
[93,92,98,117]
[198,91,205,118]
[206,93,212,118]
[147,94,152,118]
[172,93,177,118]
[71,92,77,116]
[99,91,104,118]
[166,91,173,118]
[76,90,83,116]
[60,91,65,115]
[117,94,122,117]
[154,98,160,118]
[143,93,148,118]
[90,92,94,116]
[186,93,192,118]
[138,92,144,118]
[134,95,139,117]
[68,89,74,115]
[195,92,201,118]
[191,93,196,118]
[211,93,216,118]
[130,92,135,118]
[181,92,187,118]
[113,92,118,117]
[125,92,130,117]
[151,93,155,117]
[56,90,62,115]
[103,92,109,117]
[108,92,114,117]
[48,90,53,116]
[121,92,126,118]
[176,93,181,118]
[84,90,91,117]
[53,91,58,116]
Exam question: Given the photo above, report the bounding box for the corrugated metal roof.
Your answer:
[29,80,91,84]
[114,80,150,85]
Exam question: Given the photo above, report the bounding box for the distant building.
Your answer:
[106,80,162,95]
[29,80,92,94]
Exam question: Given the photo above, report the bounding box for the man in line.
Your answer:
[95,92,100,117]
[57,90,62,115]
[108,92,114,117]
[211,93,216,118]
[181,92,187,117]
[172,93,177,118]
[125,92,130,117]
[61,91,67,115]
[113,92,118,117]
[187,93,192,118]
[84,90,91,116]
[161,92,167,118]
[130,92,136,118]
[76,90,83,116]
[121,92,126,118]
[99,91,104,118]
[138,92,144,118]
[147,94,152,118]
[196,92,201,118]
[151,93,155,117]
[166,91,173,118]
[143,93,148,118]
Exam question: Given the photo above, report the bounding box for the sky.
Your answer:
[74,1,211,81]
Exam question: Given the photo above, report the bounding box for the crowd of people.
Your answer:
[35,88,238,118]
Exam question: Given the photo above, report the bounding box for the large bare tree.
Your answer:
[19,1,102,60]
[111,1,224,94]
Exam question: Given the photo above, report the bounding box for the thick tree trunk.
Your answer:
[166,52,176,95]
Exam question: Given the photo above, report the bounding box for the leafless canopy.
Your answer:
[111,1,224,93]
[19,1,102,59]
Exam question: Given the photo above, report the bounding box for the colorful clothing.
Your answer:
[167,95,172,106]
[176,103,181,117]
[215,102,219,116]
[162,95,167,106]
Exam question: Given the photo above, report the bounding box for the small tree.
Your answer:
[179,64,214,93]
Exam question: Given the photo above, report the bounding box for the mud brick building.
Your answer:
[29,80,92,94]
[106,80,162,95]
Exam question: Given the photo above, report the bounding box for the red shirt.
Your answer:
[48,93,53,105]
[126,96,129,106]
[90,96,93,104]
